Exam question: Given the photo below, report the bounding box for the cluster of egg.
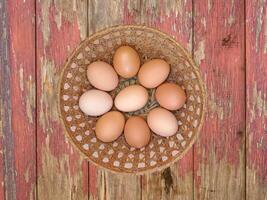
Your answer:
[79,46,186,148]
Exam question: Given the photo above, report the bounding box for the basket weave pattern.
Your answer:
[59,25,206,174]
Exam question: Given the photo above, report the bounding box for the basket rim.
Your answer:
[58,24,207,175]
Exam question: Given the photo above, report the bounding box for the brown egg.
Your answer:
[138,59,170,88]
[124,116,151,148]
[113,46,140,78]
[147,107,178,137]
[155,83,187,110]
[87,61,118,91]
[95,111,125,142]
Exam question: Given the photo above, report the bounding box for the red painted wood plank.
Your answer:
[246,0,267,199]
[36,1,88,199]
[7,1,37,198]
[140,1,194,199]
[0,0,36,199]
[0,134,3,199]
[193,0,246,199]
[88,1,141,199]
[0,143,3,200]
[0,1,16,199]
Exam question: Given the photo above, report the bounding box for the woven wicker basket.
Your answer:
[58,25,206,174]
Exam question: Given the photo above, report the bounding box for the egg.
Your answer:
[113,46,140,78]
[114,85,148,112]
[155,83,187,110]
[138,59,170,88]
[147,107,178,137]
[95,111,125,142]
[124,116,151,148]
[79,89,113,116]
[87,61,119,91]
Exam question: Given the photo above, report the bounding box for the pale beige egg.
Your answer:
[147,107,178,137]
[79,89,113,116]
[87,61,119,91]
[114,85,148,112]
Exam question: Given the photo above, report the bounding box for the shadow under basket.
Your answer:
[58,25,206,174]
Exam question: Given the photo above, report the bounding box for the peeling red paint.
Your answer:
[246,0,267,186]
[143,0,192,51]
[36,0,88,199]
[3,0,267,199]
[89,165,97,198]
[177,149,193,176]
[193,0,245,199]
[46,4,82,67]
[194,0,245,164]
[123,0,139,24]
[7,0,36,199]
[0,138,3,200]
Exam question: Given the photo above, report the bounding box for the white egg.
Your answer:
[114,85,148,112]
[79,90,113,116]
[147,107,178,137]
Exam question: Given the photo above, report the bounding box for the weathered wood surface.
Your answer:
[193,0,246,199]
[1,0,36,200]
[1,0,267,200]
[88,1,142,200]
[140,1,194,200]
[36,1,88,199]
[246,0,267,199]
[0,1,16,199]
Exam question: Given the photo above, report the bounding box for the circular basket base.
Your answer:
[59,25,206,174]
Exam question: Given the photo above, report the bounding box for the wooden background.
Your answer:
[0,0,267,199]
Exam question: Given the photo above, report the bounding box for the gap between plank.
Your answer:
[192,0,195,199]
[244,0,247,199]
[34,0,38,199]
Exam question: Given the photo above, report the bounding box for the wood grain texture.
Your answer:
[0,117,4,199]
[140,1,193,199]
[0,139,3,199]
[7,1,37,199]
[36,1,88,199]
[0,0,37,199]
[88,1,142,199]
[193,0,246,199]
[0,0,16,199]
[246,0,267,199]
[3,1,267,199]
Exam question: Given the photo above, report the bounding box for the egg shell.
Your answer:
[124,116,151,148]
[87,61,119,91]
[95,111,125,142]
[147,107,178,137]
[138,59,170,88]
[113,46,140,78]
[155,83,187,110]
[79,89,113,116]
[115,85,148,112]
